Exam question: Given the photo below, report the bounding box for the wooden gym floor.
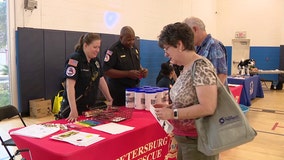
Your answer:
[220,83,284,160]
[1,82,284,160]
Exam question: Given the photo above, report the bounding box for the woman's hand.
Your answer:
[155,107,174,120]
[154,103,173,120]
[66,109,79,122]
[105,100,113,110]
[153,103,165,108]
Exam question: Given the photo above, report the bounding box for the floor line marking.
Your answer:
[256,130,284,136]
[249,107,284,115]
[272,122,278,130]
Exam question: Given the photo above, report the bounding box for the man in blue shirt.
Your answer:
[184,17,228,84]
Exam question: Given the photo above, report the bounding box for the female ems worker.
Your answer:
[60,33,113,122]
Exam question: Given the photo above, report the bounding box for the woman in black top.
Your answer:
[61,33,113,122]
[156,62,176,89]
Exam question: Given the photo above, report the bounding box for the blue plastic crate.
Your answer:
[240,104,249,114]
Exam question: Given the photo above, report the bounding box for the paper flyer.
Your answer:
[10,124,60,138]
[92,122,134,134]
[51,130,105,146]
[149,106,174,134]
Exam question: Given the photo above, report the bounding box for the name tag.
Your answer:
[81,69,89,72]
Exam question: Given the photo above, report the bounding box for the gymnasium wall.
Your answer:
[9,0,284,108]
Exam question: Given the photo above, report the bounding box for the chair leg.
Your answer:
[0,137,13,159]
[262,81,268,88]
[3,146,13,160]
[12,149,30,160]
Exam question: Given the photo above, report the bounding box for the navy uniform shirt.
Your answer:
[62,50,103,113]
[103,41,141,106]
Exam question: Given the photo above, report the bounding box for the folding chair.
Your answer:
[0,105,30,160]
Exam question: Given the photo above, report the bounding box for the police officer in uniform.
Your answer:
[103,26,148,106]
[60,33,113,122]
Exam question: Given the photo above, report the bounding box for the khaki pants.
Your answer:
[174,135,219,160]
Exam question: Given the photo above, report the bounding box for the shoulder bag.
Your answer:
[192,59,257,156]
[52,90,64,114]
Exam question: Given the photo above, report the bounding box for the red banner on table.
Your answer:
[229,84,243,104]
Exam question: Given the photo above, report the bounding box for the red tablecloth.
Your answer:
[229,84,243,104]
[10,110,177,160]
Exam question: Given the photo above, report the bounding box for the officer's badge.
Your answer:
[135,49,139,59]
[66,66,76,77]
[95,61,100,68]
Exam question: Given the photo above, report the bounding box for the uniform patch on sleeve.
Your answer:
[66,66,76,77]
[104,54,110,62]
[106,50,113,56]
[68,59,78,67]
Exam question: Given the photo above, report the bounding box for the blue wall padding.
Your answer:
[140,40,281,85]
[250,47,280,82]
[140,39,168,86]
[225,46,232,75]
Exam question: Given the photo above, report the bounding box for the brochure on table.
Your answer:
[11,121,135,145]
[51,130,105,146]
[149,106,174,133]
[92,122,134,134]
[10,124,60,138]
